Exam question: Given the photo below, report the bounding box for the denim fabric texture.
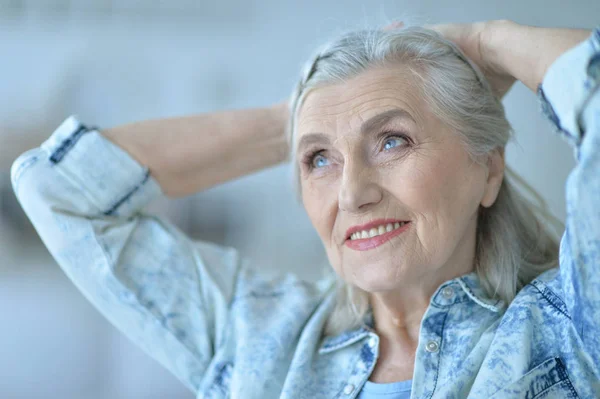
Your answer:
[11,26,600,398]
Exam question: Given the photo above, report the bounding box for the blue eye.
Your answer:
[312,153,330,169]
[383,136,405,150]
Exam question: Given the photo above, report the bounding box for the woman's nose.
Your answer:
[338,161,382,213]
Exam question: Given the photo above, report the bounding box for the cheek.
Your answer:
[301,180,338,242]
[384,148,481,224]
[383,156,448,211]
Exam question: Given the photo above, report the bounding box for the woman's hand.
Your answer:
[423,21,517,100]
[388,21,592,98]
[385,20,517,100]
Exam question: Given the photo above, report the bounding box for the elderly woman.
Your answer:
[11,19,599,398]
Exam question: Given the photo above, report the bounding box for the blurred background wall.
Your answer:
[0,1,598,398]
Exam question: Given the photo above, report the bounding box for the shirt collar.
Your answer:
[318,309,375,355]
[318,271,504,354]
[456,271,505,312]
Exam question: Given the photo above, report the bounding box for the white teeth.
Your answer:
[350,221,408,240]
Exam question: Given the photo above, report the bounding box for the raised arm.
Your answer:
[420,20,591,100]
[528,26,600,360]
[483,20,592,95]
[102,103,289,198]
[423,18,600,365]
[445,19,600,363]
[11,103,289,393]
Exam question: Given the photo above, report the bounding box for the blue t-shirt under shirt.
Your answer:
[357,379,412,399]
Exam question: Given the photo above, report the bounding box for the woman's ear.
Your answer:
[481,147,505,208]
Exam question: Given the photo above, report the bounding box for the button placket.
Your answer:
[341,334,379,398]
[411,307,448,398]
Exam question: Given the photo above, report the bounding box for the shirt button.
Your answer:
[368,336,377,348]
[425,340,439,353]
[442,286,454,299]
[343,384,355,395]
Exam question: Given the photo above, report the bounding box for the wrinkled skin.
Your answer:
[295,66,504,377]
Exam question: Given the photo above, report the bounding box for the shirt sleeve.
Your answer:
[10,116,242,393]
[536,26,600,359]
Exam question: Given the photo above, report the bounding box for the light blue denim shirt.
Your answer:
[11,27,600,399]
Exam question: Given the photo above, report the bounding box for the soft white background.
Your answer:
[0,1,598,398]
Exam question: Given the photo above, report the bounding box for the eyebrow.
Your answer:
[296,108,416,154]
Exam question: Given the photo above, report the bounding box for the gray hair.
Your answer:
[287,25,562,336]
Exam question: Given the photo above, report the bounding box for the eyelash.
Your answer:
[301,132,411,172]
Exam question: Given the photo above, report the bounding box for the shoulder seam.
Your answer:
[529,281,571,320]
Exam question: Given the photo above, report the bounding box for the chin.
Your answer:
[352,266,406,293]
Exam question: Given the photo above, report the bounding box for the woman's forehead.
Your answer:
[296,67,428,141]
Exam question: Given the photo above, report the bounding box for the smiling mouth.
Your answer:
[347,221,409,241]
[345,221,411,251]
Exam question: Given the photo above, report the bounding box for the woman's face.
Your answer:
[295,66,502,294]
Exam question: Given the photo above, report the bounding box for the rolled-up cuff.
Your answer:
[38,115,163,217]
[537,27,600,148]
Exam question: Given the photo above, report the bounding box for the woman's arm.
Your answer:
[10,73,288,392]
[11,115,259,393]
[488,22,600,365]
[421,20,592,99]
[427,19,600,364]
[102,102,289,198]
[483,20,592,94]
[531,26,600,365]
